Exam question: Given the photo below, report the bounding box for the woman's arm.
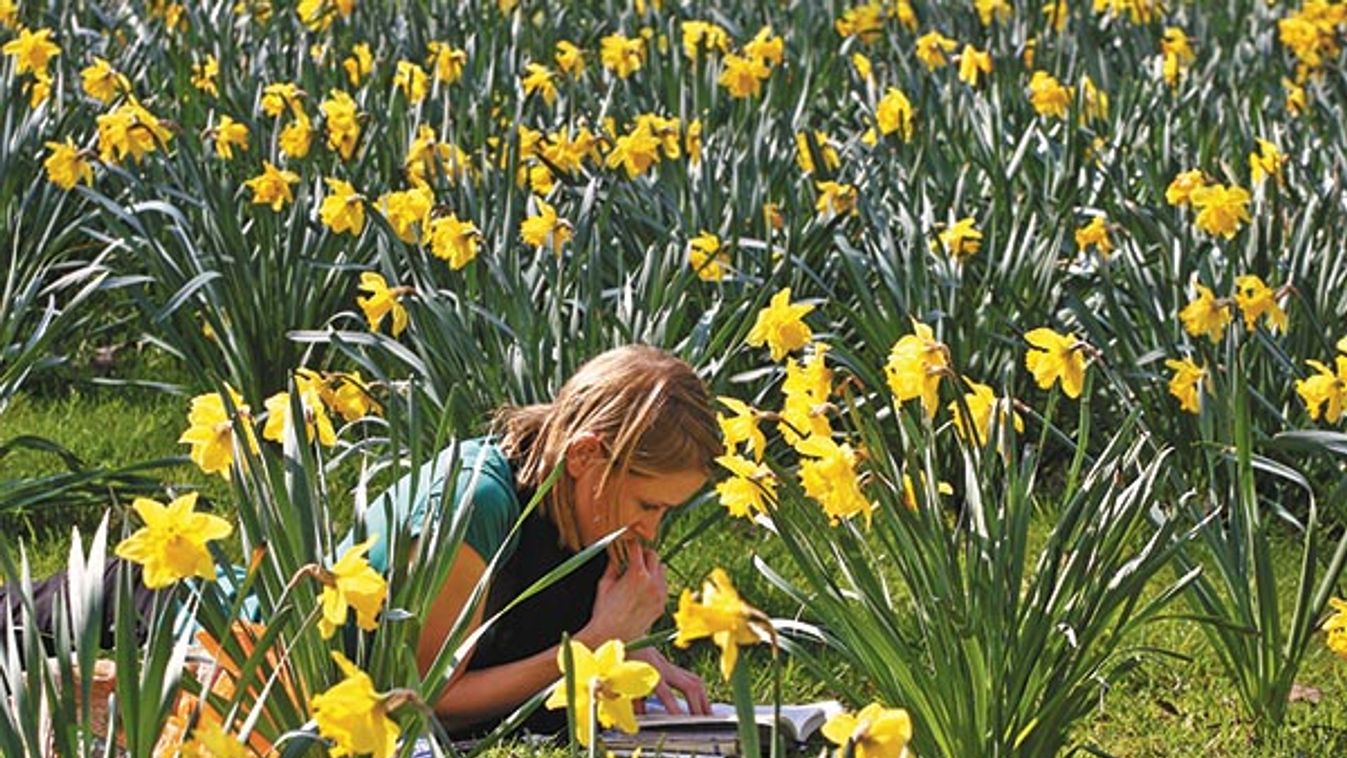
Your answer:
[418,543,672,729]
[415,545,581,729]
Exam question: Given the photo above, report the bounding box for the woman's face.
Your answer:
[567,435,707,548]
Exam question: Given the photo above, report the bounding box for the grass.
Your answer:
[8,375,1346,755]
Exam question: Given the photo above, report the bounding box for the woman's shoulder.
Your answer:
[450,436,517,499]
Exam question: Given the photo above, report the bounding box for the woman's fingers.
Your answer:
[666,666,710,715]
[652,680,683,715]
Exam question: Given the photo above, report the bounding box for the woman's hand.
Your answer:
[581,546,668,645]
[629,647,711,716]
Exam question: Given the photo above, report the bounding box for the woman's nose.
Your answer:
[632,515,660,541]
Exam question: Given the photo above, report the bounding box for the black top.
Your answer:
[450,479,608,739]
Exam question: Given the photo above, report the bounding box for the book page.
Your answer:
[634,698,844,742]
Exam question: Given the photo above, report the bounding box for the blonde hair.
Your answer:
[492,345,720,550]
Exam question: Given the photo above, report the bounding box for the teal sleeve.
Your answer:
[356,441,521,574]
[459,473,518,563]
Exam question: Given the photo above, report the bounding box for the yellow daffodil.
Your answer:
[674,568,766,680]
[914,30,957,69]
[1296,355,1347,423]
[279,111,314,159]
[939,217,982,259]
[682,20,731,61]
[876,87,915,140]
[715,454,777,520]
[393,59,429,103]
[744,26,785,66]
[297,0,357,31]
[717,396,766,461]
[1324,598,1347,659]
[377,186,433,244]
[427,41,467,83]
[1179,283,1232,343]
[96,100,173,165]
[1080,75,1109,122]
[632,113,682,160]
[180,722,252,758]
[1024,327,1087,398]
[80,57,128,103]
[815,180,858,218]
[600,32,645,78]
[958,45,993,86]
[262,376,337,447]
[1284,77,1308,116]
[885,319,950,418]
[1161,27,1195,87]
[521,62,558,106]
[545,639,660,746]
[310,652,400,758]
[3,26,60,76]
[1042,0,1070,32]
[1233,274,1287,333]
[191,54,219,97]
[320,89,361,160]
[555,40,585,76]
[949,379,1023,445]
[1165,169,1206,206]
[114,493,233,589]
[901,472,954,511]
[898,1,920,30]
[796,435,873,525]
[425,213,480,269]
[1278,3,1344,72]
[779,346,835,446]
[835,2,886,43]
[1097,0,1162,23]
[43,139,94,190]
[796,130,840,174]
[1165,357,1207,415]
[244,161,300,212]
[260,82,300,118]
[975,0,1012,26]
[320,178,365,236]
[26,70,52,108]
[213,115,250,160]
[686,118,703,164]
[1189,184,1251,239]
[764,202,784,231]
[851,52,873,81]
[1074,215,1113,256]
[1028,71,1071,119]
[406,125,473,186]
[605,122,663,178]
[179,385,258,479]
[356,272,409,337]
[747,288,814,361]
[789,350,828,403]
[519,197,573,250]
[719,52,771,98]
[821,702,914,758]
[341,43,373,87]
[687,231,728,282]
[1249,138,1286,187]
[324,372,381,422]
[316,538,388,639]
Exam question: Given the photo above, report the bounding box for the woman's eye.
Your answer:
[639,501,662,512]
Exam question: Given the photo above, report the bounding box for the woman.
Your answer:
[356,344,720,736]
[0,345,720,739]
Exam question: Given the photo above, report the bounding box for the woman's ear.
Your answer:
[564,431,605,478]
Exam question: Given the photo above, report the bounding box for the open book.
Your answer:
[601,698,844,756]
